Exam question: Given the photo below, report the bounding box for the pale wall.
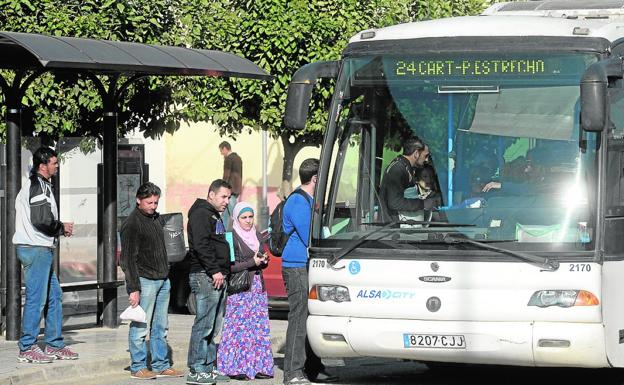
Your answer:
[162,121,321,224]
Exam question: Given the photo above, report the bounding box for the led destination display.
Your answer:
[395,59,546,77]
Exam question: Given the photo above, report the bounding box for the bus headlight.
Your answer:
[309,285,351,302]
[527,290,599,307]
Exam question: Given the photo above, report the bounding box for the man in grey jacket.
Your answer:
[12,147,78,363]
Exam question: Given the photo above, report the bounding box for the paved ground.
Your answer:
[0,314,288,385]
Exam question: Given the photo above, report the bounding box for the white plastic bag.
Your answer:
[119,305,147,323]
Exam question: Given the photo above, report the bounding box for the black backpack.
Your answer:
[268,189,307,256]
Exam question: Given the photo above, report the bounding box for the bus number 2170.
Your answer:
[569,263,591,272]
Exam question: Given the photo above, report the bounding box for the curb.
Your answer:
[1,335,286,385]
[1,355,129,385]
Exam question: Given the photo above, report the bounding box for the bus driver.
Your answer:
[379,137,439,222]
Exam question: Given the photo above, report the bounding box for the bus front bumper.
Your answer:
[307,316,608,367]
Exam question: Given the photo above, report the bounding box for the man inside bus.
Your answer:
[379,136,440,222]
[481,150,546,195]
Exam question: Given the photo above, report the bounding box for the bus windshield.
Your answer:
[315,52,600,252]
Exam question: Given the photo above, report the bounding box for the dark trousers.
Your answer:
[282,266,323,382]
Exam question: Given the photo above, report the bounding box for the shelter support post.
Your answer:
[260,129,269,229]
[102,111,118,328]
[5,107,22,340]
[0,144,6,333]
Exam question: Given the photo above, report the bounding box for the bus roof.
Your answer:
[349,1,624,44]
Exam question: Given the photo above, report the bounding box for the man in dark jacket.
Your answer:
[219,141,242,229]
[186,179,232,385]
[120,182,184,380]
[379,137,439,222]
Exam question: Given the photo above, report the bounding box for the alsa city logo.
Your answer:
[356,289,416,300]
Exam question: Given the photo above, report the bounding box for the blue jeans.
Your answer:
[187,272,227,374]
[17,246,64,352]
[128,277,171,373]
[221,194,238,230]
[282,267,323,382]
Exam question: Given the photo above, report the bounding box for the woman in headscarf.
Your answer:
[217,201,274,380]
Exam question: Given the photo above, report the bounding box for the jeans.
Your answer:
[282,267,323,382]
[17,246,64,352]
[128,277,171,373]
[221,194,238,230]
[187,272,227,374]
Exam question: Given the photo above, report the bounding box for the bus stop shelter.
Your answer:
[0,31,270,340]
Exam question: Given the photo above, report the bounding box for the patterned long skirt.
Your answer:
[217,273,274,378]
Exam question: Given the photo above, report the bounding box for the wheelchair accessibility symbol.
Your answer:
[349,261,361,275]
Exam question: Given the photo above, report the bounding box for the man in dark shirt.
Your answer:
[120,182,183,380]
[186,179,232,384]
[219,141,242,228]
[379,137,439,222]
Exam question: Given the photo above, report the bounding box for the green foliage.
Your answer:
[171,0,412,141]
[0,0,180,145]
[409,0,494,20]
[0,0,494,151]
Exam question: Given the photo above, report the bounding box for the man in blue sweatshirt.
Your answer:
[281,158,337,385]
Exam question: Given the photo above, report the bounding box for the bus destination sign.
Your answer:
[395,59,547,77]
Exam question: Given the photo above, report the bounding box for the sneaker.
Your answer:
[210,369,231,382]
[44,346,79,360]
[284,376,311,385]
[131,368,157,380]
[187,371,216,385]
[158,367,185,378]
[17,345,54,364]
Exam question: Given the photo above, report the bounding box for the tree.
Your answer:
[409,0,494,20]
[0,0,183,148]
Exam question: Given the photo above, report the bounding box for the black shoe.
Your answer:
[230,374,250,381]
[310,371,338,383]
[255,373,273,379]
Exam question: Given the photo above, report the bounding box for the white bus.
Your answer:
[283,0,624,368]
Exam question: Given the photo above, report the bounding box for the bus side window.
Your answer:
[607,91,624,215]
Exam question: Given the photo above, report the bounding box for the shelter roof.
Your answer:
[0,31,269,80]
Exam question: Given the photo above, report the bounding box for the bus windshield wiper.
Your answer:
[328,221,397,266]
[327,220,474,266]
[362,221,476,227]
[444,235,559,272]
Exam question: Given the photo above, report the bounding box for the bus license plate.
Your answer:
[403,334,466,349]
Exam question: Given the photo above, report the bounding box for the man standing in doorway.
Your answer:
[379,136,438,222]
[281,158,338,385]
[13,147,78,363]
[219,141,242,229]
[120,182,184,380]
[186,179,232,385]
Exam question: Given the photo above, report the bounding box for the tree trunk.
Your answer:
[279,130,324,199]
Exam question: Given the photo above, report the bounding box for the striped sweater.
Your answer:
[12,173,64,248]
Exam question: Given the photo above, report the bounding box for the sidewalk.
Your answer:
[0,314,287,385]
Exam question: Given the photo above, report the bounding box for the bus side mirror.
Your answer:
[284,61,340,130]
[580,59,624,132]
[581,64,608,132]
